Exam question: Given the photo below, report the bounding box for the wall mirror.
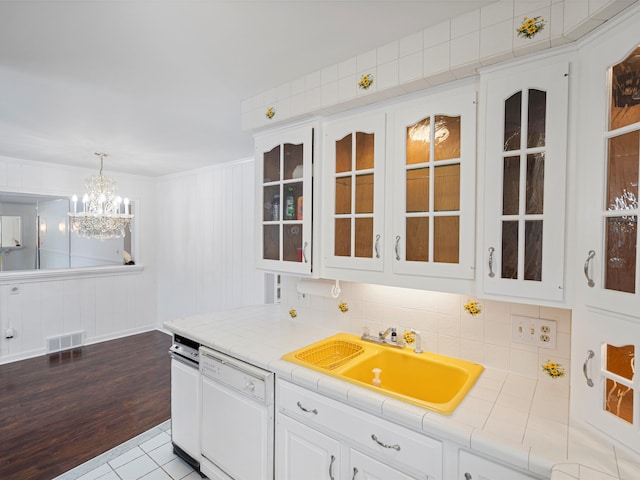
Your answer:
[0,192,134,273]
[1,215,22,248]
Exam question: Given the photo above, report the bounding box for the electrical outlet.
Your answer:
[511,315,557,349]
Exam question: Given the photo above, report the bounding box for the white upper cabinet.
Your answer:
[255,123,315,275]
[576,17,640,320]
[480,59,570,303]
[321,85,477,292]
[391,85,477,280]
[322,112,386,272]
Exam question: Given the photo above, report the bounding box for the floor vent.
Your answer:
[47,331,84,353]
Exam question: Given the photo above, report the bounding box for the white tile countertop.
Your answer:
[163,304,640,480]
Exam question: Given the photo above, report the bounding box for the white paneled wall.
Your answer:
[155,158,265,324]
[281,276,572,385]
[0,155,157,363]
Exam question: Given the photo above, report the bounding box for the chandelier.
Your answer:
[68,152,133,240]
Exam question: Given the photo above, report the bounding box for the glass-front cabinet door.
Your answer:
[481,60,569,301]
[323,113,385,271]
[580,41,640,318]
[392,85,476,279]
[255,124,314,275]
[576,312,640,454]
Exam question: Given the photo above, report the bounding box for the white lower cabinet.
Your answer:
[276,413,340,480]
[458,451,539,480]
[276,379,441,480]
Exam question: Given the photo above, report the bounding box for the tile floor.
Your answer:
[53,421,201,480]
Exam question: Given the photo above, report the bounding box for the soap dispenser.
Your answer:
[372,368,382,387]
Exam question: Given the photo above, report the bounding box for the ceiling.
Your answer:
[0,0,495,177]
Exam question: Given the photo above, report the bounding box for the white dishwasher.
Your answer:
[199,346,274,480]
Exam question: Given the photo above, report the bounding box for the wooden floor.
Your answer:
[0,330,172,480]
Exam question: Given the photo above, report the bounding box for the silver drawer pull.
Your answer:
[352,467,358,480]
[488,247,495,278]
[296,401,318,415]
[583,350,595,387]
[329,454,335,480]
[371,434,400,451]
[584,250,595,287]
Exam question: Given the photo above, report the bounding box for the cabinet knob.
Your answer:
[464,473,472,480]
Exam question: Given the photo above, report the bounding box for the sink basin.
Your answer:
[282,333,484,415]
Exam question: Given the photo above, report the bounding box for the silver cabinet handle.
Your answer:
[374,234,381,259]
[394,236,401,261]
[329,455,335,480]
[584,250,595,287]
[464,474,472,480]
[296,401,317,415]
[583,350,595,387]
[371,434,400,451]
[488,247,495,278]
[302,241,309,263]
[352,467,358,480]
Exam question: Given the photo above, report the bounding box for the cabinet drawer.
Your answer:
[277,379,442,479]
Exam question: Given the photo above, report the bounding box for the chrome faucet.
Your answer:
[379,327,394,341]
[361,326,404,348]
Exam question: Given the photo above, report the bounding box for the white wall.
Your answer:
[155,158,265,324]
[0,155,157,363]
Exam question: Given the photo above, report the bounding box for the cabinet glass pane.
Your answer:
[354,217,373,258]
[283,183,303,220]
[406,118,430,165]
[335,218,351,257]
[283,143,304,180]
[335,177,352,215]
[605,130,640,293]
[501,221,518,279]
[604,378,634,424]
[336,135,352,173]
[606,344,635,381]
[355,174,374,214]
[263,146,280,183]
[605,216,637,293]
[607,131,639,211]
[263,225,279,260]
[434,115,461,161]
[609,45,640,131]
[524,220,543,281]
[406,168,429,213]
[283,225,303,262]
[263,185,280,222]
[527,89,547,148]
[504,91,522,151]
[503,156,520,215]
[406,217,428,261]
[355,132,374,170]
[526,153,545,215]
[434,216,459,263]
[434,164,460,211]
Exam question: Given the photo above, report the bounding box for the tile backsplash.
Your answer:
[281,276,571,385]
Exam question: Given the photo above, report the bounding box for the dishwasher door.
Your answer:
[200,347,274,480]
[170,356,201,466]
